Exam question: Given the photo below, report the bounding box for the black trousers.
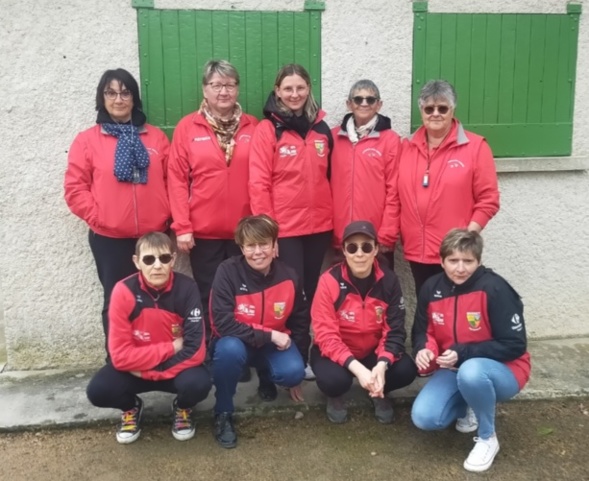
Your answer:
[189,239,241,338]
[86,363,212,411]
[409,261,444,298]
[277,231,332,304]
[88,231,137,351]
[310,346,417,398]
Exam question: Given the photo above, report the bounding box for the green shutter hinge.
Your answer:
[304,0,326,11]
[131,0,154,8]
[413,1,428,13]
[567,3,582,14]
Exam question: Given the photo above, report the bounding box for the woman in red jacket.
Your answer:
[330,79,401,268]
[167,60,258,333]
[397,80,500,296]
[411,229,530,472]
[249,64,333,307]
[311,221,417,424]
[64,68,170,348]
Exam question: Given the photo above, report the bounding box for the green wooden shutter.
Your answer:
[412,3,581,157]
[134,6,322,138]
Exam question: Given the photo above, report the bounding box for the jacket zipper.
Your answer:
[260,289,265,325]
[452,286,458,343]
[132,182,139,236]
[350,143,356,223]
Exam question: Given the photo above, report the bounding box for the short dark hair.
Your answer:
[440,229,483,262]
[235,215,279,246]
[135,232,175,257]
[95,68,143,112]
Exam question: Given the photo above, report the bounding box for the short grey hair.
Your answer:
[418,80,457,109]
[202,59,240,85]
[348,79,381,100]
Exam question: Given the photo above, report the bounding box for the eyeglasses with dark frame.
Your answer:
[422,105,450,115]
[104,89,132,101]
[207,82,238,93]
[351,96,379,106]
[141,253,174,266]
[345,242,375,255]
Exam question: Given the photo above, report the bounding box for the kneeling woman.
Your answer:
[210,215,309,448]
[311,221,417,424]
[411,229,531,473]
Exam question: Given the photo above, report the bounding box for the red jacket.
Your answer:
[331,114,401,248]
[167,112,258,238]
[108,271,206,381]
[210,256,310,359]
[64,124,170,238]
[398,120,499,263]
[248,111,333,237]
[311,259,407,367]
[411,266,531,389]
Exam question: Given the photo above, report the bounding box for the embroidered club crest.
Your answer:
[375,306,384,323]
[466,312,481,330]
[314,140,326,157]
[171,323,182,337]
[274,302,286,319]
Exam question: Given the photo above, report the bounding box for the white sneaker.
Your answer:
[463,435,500,472]
[304,364,316,381]
[456,406,478,433]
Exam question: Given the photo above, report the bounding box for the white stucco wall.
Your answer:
[0,0,587,370]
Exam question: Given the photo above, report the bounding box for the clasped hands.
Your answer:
[415,348,458,370]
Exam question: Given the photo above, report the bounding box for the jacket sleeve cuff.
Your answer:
[342,355,356,369]
[377,354,395,366]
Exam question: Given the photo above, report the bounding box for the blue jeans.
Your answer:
[411,358,521,439]
[212,336,305,414]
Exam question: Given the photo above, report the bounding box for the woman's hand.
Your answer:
[415,348,435,371]
[271,330,291,351]
[289,384,305,402]
[436,349,458,369]
[176,233,195,253]
[369,361,388,398]
[349,361,375,393]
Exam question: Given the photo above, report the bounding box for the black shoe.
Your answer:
[214,412,237,449]
[239,366,252,383]
[257,380,278,401]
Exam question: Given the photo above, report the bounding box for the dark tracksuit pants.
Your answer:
[310,346,417,398]
[86,363,212,411]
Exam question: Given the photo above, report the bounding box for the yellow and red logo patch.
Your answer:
[466,312,481,330]
[314,140,326,157]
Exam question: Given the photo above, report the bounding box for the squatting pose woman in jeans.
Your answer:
[209,215,309,448]
[411,229,531,473]
[311,220,417,424]
[64,68,170,351]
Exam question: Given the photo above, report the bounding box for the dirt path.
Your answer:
[1,399,588,481]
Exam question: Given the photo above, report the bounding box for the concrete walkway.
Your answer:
[1,338,588,431]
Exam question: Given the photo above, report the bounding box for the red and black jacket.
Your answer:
[411,266,531,389]
[311,259,407,368]
[108,272,206,381]
[209,256,310,359]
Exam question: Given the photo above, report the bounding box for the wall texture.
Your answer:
[0,0,587,370]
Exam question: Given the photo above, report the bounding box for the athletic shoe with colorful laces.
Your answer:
[116,397,143,444]
[171,398,195,441]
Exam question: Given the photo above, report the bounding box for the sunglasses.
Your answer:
[345,242,375,254]
[422,105,450,115]
[141,253,173,265]
[352,96,379,106]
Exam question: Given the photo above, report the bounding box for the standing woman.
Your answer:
[397,80,500,296]
[330,79,401,268]
[167,60,258,332]
[249,64,333,306]
[64,68,170,347]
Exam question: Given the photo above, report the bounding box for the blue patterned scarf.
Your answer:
[102,123,150,184]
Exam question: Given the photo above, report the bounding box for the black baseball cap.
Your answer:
[342,220,378,243]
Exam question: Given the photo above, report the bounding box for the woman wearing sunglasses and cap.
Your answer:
[330,80,401,269]
[397,80,500,297]
[310,220,417,424]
